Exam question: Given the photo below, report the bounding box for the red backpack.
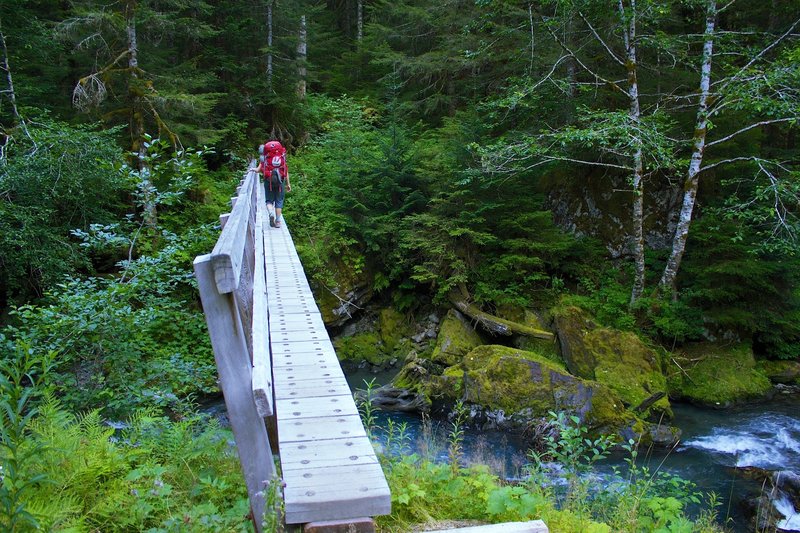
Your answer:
[258,141,287,191]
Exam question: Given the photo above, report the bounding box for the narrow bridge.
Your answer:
[193,168,390,531]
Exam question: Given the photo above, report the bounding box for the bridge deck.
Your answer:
[264,219,391,524]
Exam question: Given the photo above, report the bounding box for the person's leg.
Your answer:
[274,187,286,226]
[266,201,276,226]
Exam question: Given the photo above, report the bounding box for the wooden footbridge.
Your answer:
[193,168,390,531]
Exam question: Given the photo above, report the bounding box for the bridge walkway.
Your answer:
[194,168,390,532]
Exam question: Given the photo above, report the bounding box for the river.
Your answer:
[344,365,800,532]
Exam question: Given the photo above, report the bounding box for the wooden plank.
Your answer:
[194,255,273,532]
[283,465,390,524]
[263,217,391,525]
[269,311,322,324]
[276,395,359,421]
[211,172,256,294]
[251,186,272,417]
[273,377,351,400]
[273,364,348,382]
[279,437,378,471]
[277,414,367,443]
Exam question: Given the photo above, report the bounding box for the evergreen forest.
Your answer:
[1,0,799,531]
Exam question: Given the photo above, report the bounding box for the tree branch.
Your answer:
[578,11,625,66]
[699,156,763,173]
[706,118,797,148]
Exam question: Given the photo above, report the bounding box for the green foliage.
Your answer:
[2,227,219,417]
[0,119,126,302]
[374,410,723,532]
[15,398,251,531]
[681,214,800,358]
[0,342,54,531]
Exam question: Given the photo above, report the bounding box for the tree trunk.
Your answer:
[297,15,307,99]
[659,0,716,295]
[0,23,23,127]
[357,0,363,42]
[266,0,273,90]
[448,290,554,340]
[619,0,646,306]
[125,0,156,230]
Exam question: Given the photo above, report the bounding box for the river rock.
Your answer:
[426,344,632,434]
[740,494,783,532]
[429,309,483,366]
[667,342,773,407]
[369,385,430,412]
[554,305,672,419]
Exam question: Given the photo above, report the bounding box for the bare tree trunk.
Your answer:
[266,0,273,90]
[0,22,24,127]
[565,15,577,101]
[125,0,156,230]
[297,15,307,99]
[619,0,646,306]
[357,0,363,42]
[659,0,716,295]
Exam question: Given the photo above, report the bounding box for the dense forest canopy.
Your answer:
[0,0,799,530]
[0,0,798,394]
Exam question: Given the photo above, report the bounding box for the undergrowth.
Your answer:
[362,403,725,533]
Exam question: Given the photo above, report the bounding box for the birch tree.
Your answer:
[659,2,800,294]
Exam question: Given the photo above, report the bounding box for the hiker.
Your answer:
[253,140,292,228]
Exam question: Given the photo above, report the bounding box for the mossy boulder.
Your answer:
[515,309,561,362]
[428,345,632,433]
[429,309,483,366]
[554,306,671,419]
[757,359,800,385]
[333,332,388,365]
[378,307,412,353]
[667,343,773,407]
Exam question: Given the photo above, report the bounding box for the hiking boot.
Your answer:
[274,219,281,228]
[269,214,276,227]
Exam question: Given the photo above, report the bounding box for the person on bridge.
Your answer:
[253,140,292,228]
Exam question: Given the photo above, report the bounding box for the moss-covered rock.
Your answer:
[333,332,387,365]
[554,306,671,419]
[757,359,800,385]
[515,309,561,362]
[378,307,412,353]
[667,343,773,407]
[429,345,632,433]
[429,309,483,366]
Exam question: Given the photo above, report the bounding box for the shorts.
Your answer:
[265,174,286,208]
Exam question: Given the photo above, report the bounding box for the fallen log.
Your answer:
[448,291,554,341]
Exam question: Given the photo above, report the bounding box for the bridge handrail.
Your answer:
[193,168,273,533]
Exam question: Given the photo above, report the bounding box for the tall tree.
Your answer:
[659,2,800,294]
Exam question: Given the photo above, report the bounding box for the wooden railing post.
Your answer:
[194,254,274,532]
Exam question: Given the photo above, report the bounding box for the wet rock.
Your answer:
[740,494,783,532]
[369,385,430,412]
